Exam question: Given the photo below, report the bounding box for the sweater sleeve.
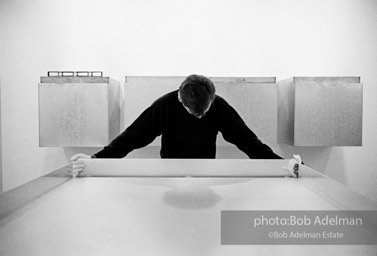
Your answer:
[93,102,163,158]
[218,99,282,159]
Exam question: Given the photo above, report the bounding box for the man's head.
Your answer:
[178,74,216,119]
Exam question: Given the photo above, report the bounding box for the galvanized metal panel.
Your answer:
[278,77,363,146]
[39,83,111,147]
[277,78,295,145]
[294,81,362,146]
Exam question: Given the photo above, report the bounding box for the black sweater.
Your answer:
[94,90,282,159]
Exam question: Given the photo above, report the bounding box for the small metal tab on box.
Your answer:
[47,71,104,77]
[91,71,103,77]
[47,71,60,77]
[61,71,75,77]
[76,71,90,77]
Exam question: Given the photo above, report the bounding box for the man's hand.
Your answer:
[70,153,91,177]
[283,155,302,178]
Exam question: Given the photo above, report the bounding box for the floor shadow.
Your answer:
[163,184,221,209]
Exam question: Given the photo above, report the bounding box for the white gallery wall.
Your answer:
[0,0,376,201]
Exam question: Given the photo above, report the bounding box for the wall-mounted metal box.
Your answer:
[278,77,362,146]
[124,76,277,147]
[39,77,120,147]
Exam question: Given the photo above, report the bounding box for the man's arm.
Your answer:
[93,102,163,158]
[218,99,282,159]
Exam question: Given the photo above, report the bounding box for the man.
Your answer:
[71,74,282,173]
